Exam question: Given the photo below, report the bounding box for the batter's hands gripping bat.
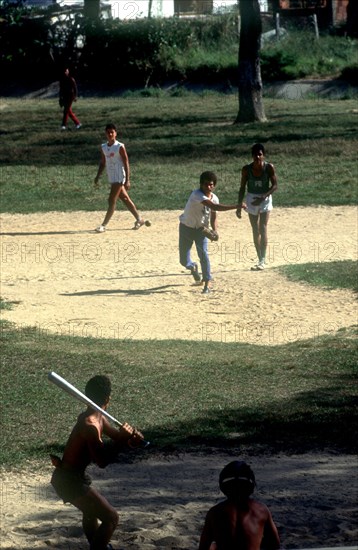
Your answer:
[48,371,150,448]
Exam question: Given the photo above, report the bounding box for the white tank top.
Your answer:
[101,140,126,184]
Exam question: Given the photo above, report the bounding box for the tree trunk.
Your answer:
[235,0,266,123]
[346,0,358,38]
[84,0,100,20]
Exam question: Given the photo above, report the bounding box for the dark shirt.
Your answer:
[60,75,78,102]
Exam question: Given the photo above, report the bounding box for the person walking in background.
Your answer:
[59,67,81,131]
[94,123,150,232]
[199,460,281,550]
[236,143,278,271]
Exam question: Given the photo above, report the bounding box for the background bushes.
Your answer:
[0,2,356,92]
[67,15,240,87]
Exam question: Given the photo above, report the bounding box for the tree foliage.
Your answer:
[0,10,238,89]
[84,0,100,20]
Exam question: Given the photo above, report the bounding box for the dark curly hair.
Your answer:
[85,375,111,406]
[200,171,217,187]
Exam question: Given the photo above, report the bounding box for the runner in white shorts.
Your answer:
[245,192,273,216]
[236,144,278,271]
[93,123,149,232]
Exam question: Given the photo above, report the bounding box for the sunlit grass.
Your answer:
[0,96,357,213]
[279,260,358,293]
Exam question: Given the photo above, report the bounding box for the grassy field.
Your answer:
[1,319,357,466]
[0,94,357,213]
[0,95,357,467]
[280,260,358,293]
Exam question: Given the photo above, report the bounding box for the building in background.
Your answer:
[22,0,348,24]
[271,0,348,26]
[23,0,271,18]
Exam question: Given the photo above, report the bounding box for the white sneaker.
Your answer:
[95,224,106,233]
[61,126,66,131]
[251,261,265,271]
[133,219,145,230]
[76,124,81,129]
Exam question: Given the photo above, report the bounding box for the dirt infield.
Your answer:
[1,206,357,344]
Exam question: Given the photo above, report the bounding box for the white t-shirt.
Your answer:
[179,189,219,229]
[101,140,126,184]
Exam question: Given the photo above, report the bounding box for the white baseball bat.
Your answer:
[48,371,123,426]
[48,372,150,448]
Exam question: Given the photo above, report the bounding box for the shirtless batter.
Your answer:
[51,375,144,550]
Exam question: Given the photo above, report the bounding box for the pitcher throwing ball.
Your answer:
[179,171,241,294]
[50,375,144,550]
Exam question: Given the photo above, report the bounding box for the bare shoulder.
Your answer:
[266,162,276,174]
[119,143,129,158]
[249,498,271,519]
[205,499,227,517]
[79,413,103,437]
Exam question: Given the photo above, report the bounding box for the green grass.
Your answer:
[261,32,357,81]
[0,95,357,213]
[279,260,358,293]
[1,323,357,466]
[0,297,14,310]
[1,96,357,469]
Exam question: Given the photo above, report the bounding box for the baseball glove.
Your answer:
[200,226,219,242]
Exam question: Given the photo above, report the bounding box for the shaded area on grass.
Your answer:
[148,387,358,455]
[1,323,357,466]
[1,97,358,167]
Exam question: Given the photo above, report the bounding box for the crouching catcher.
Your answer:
[50,375,145,550]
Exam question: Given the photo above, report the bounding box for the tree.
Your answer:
[346,0,358,38]
[235,0,266,123]
[84,0,100,20]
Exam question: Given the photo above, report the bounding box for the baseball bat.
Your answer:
[48,371,150,447]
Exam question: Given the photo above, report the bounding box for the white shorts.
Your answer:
[108,180,124,187]
[246,193,272,215]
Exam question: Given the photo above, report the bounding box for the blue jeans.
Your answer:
[179,223,211,282]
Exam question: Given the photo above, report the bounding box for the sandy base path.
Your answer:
[1,207,357,344]
[1,452,357,549]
